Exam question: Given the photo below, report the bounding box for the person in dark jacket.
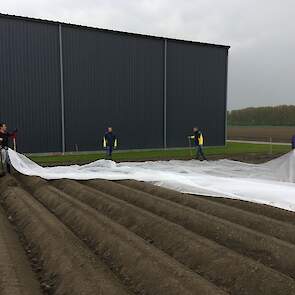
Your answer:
[0,123,17,174]
[292,134,295,150]
[189,127,207,161]
[103,127,117,158]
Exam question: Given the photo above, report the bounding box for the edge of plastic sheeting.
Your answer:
[8,148,295,213]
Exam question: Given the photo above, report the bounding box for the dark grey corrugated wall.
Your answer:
[62,27,164,151]
[0,14,228,153]
[166,40,228,147]
[0,17,62,153]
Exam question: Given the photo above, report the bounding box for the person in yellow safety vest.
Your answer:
[103,127,117,159]
[188,127,207,161]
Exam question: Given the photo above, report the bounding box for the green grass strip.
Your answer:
[28,142,291,166]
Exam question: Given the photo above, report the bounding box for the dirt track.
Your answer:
[0,174,295,294]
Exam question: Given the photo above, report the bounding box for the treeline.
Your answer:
[227,105,295,126]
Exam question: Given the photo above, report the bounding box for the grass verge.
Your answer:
[28,142,291,166]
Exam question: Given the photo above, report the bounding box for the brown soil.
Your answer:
[0,206,42,295]
[224,153,286,163]
[228,126,295,143]
[0,173,295,294]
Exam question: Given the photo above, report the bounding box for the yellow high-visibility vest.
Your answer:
[103,137,118,148]
[199,134,204,145]
[189,134,204,145]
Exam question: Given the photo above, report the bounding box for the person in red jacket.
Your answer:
[0,123,17,174]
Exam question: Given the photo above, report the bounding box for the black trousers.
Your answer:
[106,146,113,157]
[196,145,207,160]
[0,148,11,174]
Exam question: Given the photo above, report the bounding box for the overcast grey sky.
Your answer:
[1,0,294,110]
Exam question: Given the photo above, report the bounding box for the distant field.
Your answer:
[228,126,295,143]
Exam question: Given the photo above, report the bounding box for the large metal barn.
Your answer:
[0,14,229,153]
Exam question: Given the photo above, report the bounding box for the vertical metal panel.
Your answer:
[0,17,61,153]
[163,39,167,149]
[224,51,229,144]
[62,27,164,151]
[58,24,65,154]
[166,40,228,147]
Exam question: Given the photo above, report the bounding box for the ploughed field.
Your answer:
[1,174,295,295]
[228,126,295,143]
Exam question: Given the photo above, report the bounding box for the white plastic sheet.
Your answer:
[8,148,295,212]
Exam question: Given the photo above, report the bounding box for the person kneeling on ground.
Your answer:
[292,134,295,150]
[0,123,17,175]
[103,127,117,159]
[188,127,207,161]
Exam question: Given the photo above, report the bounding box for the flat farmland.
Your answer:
[228,126,295,143]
